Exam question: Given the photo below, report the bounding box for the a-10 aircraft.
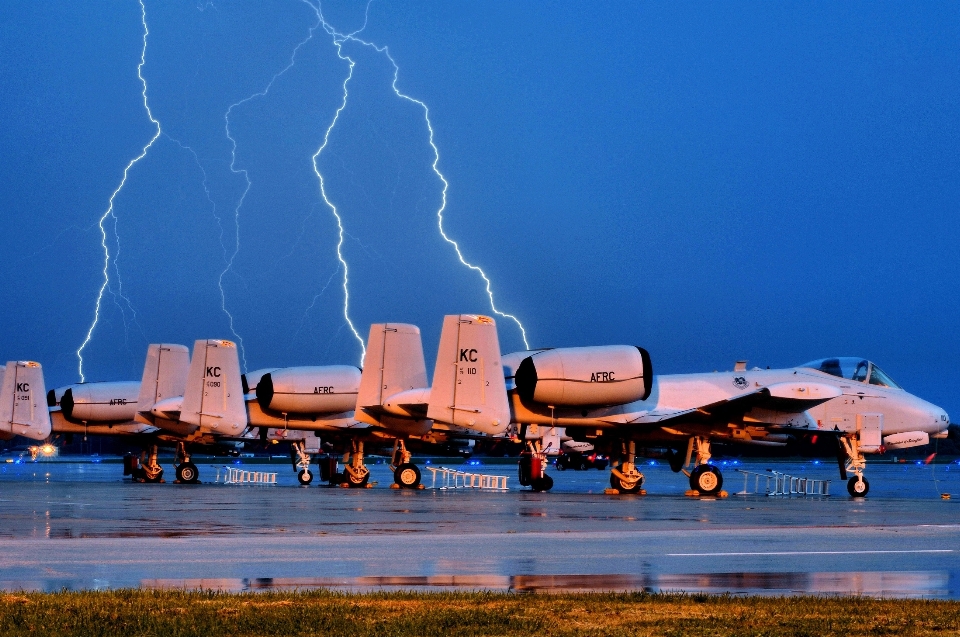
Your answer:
[5,314,948,499]
[9,315,508,488]
[500,343,948,497]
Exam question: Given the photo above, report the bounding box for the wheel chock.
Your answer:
[942,493,951,500]
[603,488,619,495]
[685,489,729,498]
[417,484,425,490]
[389,483,400,489]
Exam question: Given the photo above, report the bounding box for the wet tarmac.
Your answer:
[2,457,960,596]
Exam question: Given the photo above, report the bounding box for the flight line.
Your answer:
[0,314,949,498]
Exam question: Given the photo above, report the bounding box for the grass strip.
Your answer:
[2,590,960,636]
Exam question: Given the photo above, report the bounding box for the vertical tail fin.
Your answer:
[179,340,247,436]
[135,344,190,423]
[356,324,430,435]
[0,361,51,440]
[427,315,510,435]
[357,324,428,410]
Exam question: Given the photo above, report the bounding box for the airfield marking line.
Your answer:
[668,550,955,557]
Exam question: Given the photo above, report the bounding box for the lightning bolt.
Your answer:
[307,31,367,363]
[76,0,160,382]
[311,1,530,354]
[220,5,325,372]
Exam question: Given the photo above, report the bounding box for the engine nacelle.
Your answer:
[256,366,360,415]
[515,345,652,407]
[60,381,141,424]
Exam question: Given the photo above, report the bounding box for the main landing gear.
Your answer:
[518,437,554,492]
[174,442,199,484]
[390,439,422,489]
[123,445,164,483]
[839,434,870,497]
[340,439,370,488]
[609,440,644,494]
[290,440,314,486]
[674,436,723,496]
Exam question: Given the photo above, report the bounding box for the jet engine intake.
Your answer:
[515,345,652,406]
[256,366,360,414]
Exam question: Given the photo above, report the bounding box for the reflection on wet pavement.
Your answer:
[1,459,960,596]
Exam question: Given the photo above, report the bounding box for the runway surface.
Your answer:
[2,457,960,596]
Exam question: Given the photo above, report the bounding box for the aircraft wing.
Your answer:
[632,382,842,426]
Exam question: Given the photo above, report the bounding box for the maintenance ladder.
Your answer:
[425,466,510,490]
[734,469,830,496]
[215,466,278,485]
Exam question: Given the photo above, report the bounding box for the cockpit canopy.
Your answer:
[801,358,902,389]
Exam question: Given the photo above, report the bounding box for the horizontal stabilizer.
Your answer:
[0,361,51,440]
[427,314,510,435]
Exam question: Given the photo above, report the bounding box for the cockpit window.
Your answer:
[801,357,902,389]
[868,364,902,389]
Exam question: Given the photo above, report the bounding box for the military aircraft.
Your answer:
[495,343,948,497]
[0,361,51,443]
[44,339,249,483]
[241,314,510,488]
[35,315,509,489]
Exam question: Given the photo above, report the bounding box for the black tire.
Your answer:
[176,462,199,484]
[531,474,554,492]
[847,476,869,497]
[689,464,723,495]
[143,467,164,483]
[556,459,567,471]
[330,472,345,486]
[297,469,314,486]
[346,470,369,488]
[394,463,422,489]
[609,471,643,494]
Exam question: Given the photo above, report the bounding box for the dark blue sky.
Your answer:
[1,2,958,416]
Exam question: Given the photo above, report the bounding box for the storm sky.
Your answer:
[1,2,958,416]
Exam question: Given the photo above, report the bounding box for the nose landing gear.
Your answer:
[840,435,870,497]
[290,440,313,485]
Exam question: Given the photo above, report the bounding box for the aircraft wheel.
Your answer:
[394,463,422,489]
[556,459,567,471]
[346,470,369,488]
[329,472,345,486]
[610,471,643,494]
[689,464,723,495]
[531,474,554,492]
[143,468,163,484]
[297,469,314,486]
[847,476,869,497]
[176,462,199,484]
